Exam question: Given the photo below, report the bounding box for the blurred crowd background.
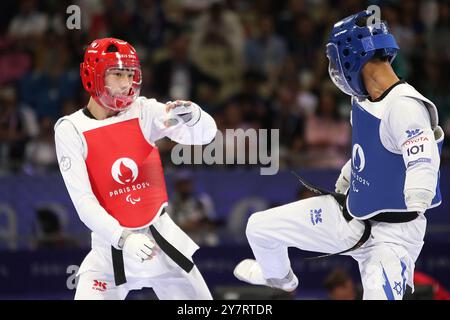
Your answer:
[1,0,449,174]
[0,0,449,299]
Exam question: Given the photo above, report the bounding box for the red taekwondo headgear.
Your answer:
[80,38,142,111]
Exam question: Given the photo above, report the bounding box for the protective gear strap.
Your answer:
[111,209,194,286]
[111,246,126,286]
[291,172,370,259]
[370,211,418,223]
[362,34,399,52]
[149,222,194,274]
[290,172,418,261]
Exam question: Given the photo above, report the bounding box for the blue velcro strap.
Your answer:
[362,34,399,51]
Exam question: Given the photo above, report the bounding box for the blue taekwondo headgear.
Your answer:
[326,10,399,97]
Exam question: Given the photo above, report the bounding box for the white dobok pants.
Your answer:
[245,195,427,300]
[74,213,212,300]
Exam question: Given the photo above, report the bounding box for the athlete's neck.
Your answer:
[86,98,119,120]
[361,60,400,101]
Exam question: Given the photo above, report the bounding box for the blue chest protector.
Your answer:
[347,100,442,219]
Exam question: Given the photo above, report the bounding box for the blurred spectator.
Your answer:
[131,0,171,52]
[244,15,287,85]
[0,0,448,169]
[44,1,72,36]
[271,83,304,148]
[275,0,307,38]
[88,0,133,41]
[191,0,244,61]
[419,0,440,33]
[0,38,32,86]
[338,0,365,17]
[270,83,305,167]
[0,86,38,172]
[76,0,103,32]
[190,0,244,102]
[19,33,80,120]
[392,1,424,59]
[7,0,48,44]
[217,99,266,169]
[228,70,271,129]
[166,170,219,246]
[296,69,319,117]
[286,13,322,72]
[31,206,78,249]
[323,268,362,300]
[152,29,220,103]
[221,101,248,130]
[428,0,450,60]
[304,88,351,168]
[24,116,58,173]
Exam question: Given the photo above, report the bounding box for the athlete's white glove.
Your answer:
[164,100,201,127]
[122,233,157,263]
[335,159,351,194]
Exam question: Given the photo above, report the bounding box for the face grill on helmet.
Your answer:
[326,10,399,97]
[80,38,142,111]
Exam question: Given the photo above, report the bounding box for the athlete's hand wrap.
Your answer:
[164,100,201,127]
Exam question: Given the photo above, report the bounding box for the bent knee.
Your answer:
[245,210,273,239]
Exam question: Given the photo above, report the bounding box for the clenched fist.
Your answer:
[123,233,158,263]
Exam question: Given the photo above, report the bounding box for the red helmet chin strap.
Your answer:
[80,38,142,111]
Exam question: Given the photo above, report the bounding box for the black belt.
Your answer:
[331,188,419,224]
[111,245,126,286]
[291,172,418,260]
[370,211,418,223]
[111,208,194,286]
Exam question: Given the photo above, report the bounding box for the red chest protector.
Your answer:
[83,118,168,228]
